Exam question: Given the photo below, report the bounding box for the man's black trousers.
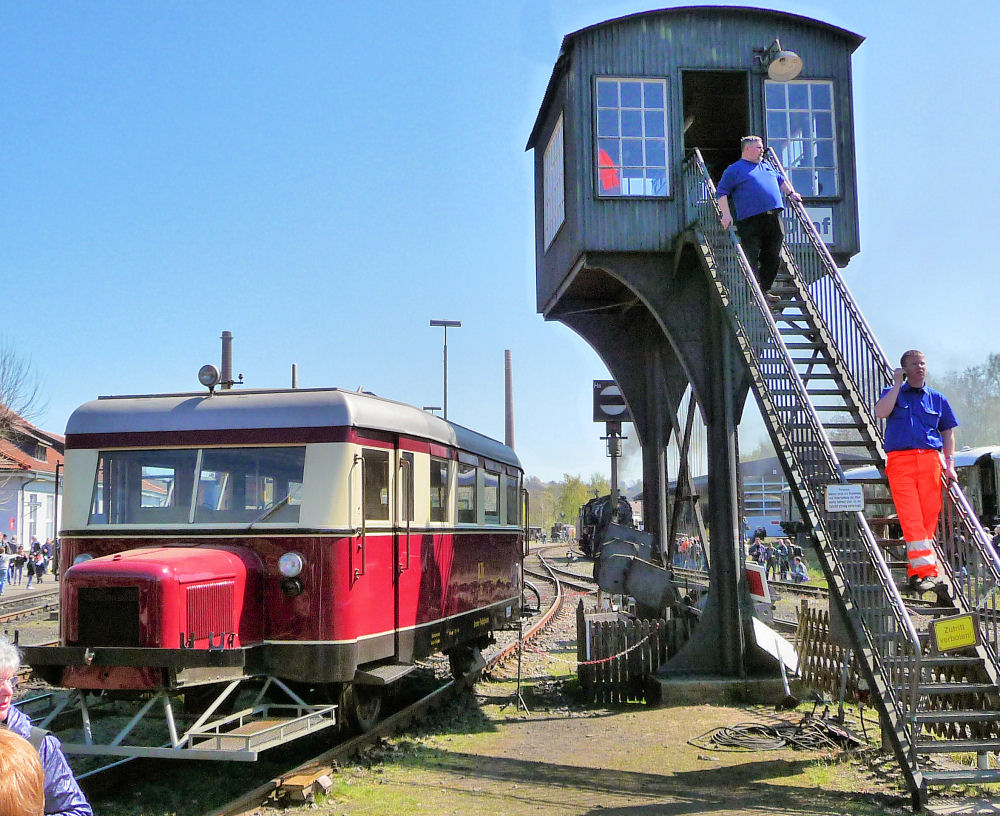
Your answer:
[736,210,784,292]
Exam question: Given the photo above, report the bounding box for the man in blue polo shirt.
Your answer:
[874,350,958,594]
[716,135,801,301]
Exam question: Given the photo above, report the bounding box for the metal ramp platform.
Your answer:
[42,676,338,761]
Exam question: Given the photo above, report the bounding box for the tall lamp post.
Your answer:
[429,319,461,420]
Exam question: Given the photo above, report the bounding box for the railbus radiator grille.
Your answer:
[77,586,140,646]
[186,581,235,640]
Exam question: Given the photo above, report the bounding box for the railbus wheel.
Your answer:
[339,683,383,733]
[447,645,484,681]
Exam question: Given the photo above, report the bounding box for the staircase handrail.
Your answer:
[764,147,893,414]
[764,148,1000,674]
[683,148,921,637]
[684,148,923,771]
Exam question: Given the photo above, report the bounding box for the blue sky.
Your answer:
[2,1,997,483]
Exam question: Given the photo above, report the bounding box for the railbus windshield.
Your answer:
[89,446,305,525]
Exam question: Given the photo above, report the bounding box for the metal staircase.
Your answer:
[683,147,1000,804]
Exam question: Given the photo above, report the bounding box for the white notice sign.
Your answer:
[825,484,864,512]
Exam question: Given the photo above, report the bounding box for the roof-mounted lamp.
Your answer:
[756,39,803,81]
[198,364,221,394]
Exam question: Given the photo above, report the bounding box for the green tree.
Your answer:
[555,474,589,529]
[937,353,1000,447]
[587,472,610,496]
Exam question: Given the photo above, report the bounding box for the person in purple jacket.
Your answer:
[0,636,93,816]
[716,135,801,301]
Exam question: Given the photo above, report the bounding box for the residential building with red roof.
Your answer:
[0,415,64,547]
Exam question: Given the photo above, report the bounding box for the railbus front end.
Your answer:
[20,387,524,760]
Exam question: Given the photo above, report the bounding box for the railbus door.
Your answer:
[395,450,414,661]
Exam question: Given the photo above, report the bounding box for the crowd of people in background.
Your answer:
[671,536,706,570]
[748,533,808,583]
[0,536,60,596]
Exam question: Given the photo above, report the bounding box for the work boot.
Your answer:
[908,575,937,594]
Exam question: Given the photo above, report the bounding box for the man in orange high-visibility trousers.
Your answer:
[874,350,958,595]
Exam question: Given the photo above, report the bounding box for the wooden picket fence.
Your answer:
[793,599,864,700]
[575,600,689,704]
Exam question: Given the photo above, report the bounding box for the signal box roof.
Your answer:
[527,5,863,150]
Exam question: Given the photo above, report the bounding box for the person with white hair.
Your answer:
[0,636,92,816]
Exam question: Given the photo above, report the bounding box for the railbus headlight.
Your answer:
[278,552,305,578]
[73,554,94,566]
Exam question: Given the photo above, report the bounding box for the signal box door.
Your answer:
[681,70,750,183]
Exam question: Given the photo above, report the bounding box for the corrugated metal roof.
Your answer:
[526,5,864,149]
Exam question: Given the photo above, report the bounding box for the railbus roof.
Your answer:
[64,388,521,470]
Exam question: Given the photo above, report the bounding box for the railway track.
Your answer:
[200,547,574,815]
[0,589,60,624]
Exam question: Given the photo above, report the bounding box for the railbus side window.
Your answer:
[484,470,500,524]
[429,457,450,522]
[363,449,391,521]
[505,474,520,525]
[456,463,477,524]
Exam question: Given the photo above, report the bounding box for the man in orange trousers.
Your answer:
[874,350,958,594]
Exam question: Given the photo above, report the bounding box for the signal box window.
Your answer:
[430,457,450,522]
[484,471,500,524]
[505,475,519,525]
[457,463,477,524]
[595,77,669,197]
[543,113,565,249]
[363,449,391,521]
[765,80,838,197]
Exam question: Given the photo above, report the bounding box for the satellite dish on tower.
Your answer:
[767,49,803,81]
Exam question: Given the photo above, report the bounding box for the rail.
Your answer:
[766,146,893,417]
[683,148,923,776]
[765,147,1000,679]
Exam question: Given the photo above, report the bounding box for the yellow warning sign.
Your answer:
[931,613,978,652]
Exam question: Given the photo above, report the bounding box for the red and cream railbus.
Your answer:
[23,386,524,758]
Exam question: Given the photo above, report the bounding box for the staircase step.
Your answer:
[916,738,1000,754]
[914,710,1000,724]
[904,604,959,617]
[812,404,857,411]
[921,655,984,668]
[785,341,824,349]
[829,440,874,447]
[918,682,997,696]
[922,769,1000,786]
[771,388,844,396]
